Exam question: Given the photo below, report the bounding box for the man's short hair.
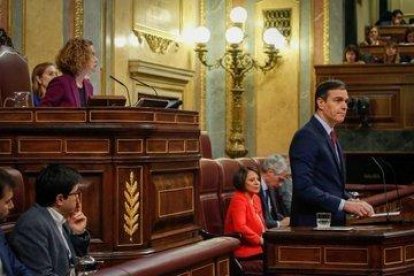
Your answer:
[261,154,290,175]
[35,164,81,207]
[314,79,346,109]
[0,168,16,199]
[392,9,403,17]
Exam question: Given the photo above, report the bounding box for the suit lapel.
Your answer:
[311,117,344,180]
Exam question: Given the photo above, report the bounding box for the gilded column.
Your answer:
[73,0,84,38]
[199,0,207,130]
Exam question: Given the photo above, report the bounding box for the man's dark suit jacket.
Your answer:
[289,116,350,227]
[0,230,31,275]
[11,204,90,275]
[260,184,287,228]
[40,73,93,107]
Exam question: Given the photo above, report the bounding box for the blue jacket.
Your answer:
[0,230,32,275]
[289,116,350,226]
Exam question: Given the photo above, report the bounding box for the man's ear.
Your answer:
[55,194,64,207]
[316,97,324,110]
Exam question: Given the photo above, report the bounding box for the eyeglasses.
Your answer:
[68,190,82,197]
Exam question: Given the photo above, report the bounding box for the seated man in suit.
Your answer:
[11,164,90,275]
[260,155,291,228]
[0,168,32,275]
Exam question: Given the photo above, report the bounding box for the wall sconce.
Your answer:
[194,6,284,158]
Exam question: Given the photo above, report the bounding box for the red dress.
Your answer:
[224,191,265,258]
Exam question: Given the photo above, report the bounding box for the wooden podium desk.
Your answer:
[264,225,414,275]
[0,107,201,264]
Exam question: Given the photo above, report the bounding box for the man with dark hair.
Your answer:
[289,79,374,227]
[11,164,90,275]
[0,168,32,275]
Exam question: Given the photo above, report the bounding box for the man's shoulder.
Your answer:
[15,205,50,227]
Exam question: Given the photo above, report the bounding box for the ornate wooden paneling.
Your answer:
[0,107,200,264]
[314,64,414,130]
[265,225,414,275]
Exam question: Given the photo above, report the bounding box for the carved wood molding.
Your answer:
[123,171,140,242]
[133,30,178,54]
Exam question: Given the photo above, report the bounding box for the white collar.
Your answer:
[47,207,66,226]
[314,113,334,135]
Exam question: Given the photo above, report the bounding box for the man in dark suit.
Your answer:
[0,168,31,275]
[11,164,90,275]
[289,79,374,227]
[260,154,291,228]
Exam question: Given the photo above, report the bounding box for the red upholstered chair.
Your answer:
[199,158,224,237]
[0,46,31,107]
[199,131,213,159]
[236,157,261,171]
[216,158,242,220]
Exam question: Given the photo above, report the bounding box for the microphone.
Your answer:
[371,156,390,219]
[130,76,159,97]
[109,75,131,107]
[378,157,402,212]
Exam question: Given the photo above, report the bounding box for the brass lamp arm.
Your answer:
[252,47,280,72]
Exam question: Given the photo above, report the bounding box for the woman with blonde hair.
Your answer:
[41,38,98,107]
[31,62,58,106]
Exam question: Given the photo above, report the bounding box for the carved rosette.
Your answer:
[123,171,140,242]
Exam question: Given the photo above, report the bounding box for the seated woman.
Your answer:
[382,40,411,63]
[31,62,58,106]
[343,44,365,64]
[41,38,97,107]
[360,25,382,46]
[404,27,414,44]
[224,166,265,260]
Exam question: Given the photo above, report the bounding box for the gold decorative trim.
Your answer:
[323,0,329,64]
[123,171,140,242]
[263,8,292,43]
[384,246,403,265]
[74,0,84,38]
[133,30,178,54]
[199,0,206,130]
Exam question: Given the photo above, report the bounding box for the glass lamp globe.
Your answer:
[194,26,211,44]
[263,28,284,45]
[230,7,247,23]
[225,27,244,44]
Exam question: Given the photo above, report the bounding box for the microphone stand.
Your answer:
[379,157,402,212]
[109,75,132,107]
[371,156,390,221]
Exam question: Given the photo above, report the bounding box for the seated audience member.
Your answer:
[41,38,97,107]
[31,62,58,106]
[343,44,365,64]
[11,164,90,275]
[0,169,32,275]
[260,154,291,228]
[391,9,406,25]
[360,25,382,46]
[382,40,411,63]
[404,27,414,44]
[378,9,406,26]
[224,167,264,260]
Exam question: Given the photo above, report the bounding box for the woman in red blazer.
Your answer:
[41,38,97,107]
[224,167,265,259]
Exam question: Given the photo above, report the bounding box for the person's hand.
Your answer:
[344,199,375,217]
[67,197,87,234]
[279,217,290,227]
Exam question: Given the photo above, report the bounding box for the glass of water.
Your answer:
[316,212,331,228]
